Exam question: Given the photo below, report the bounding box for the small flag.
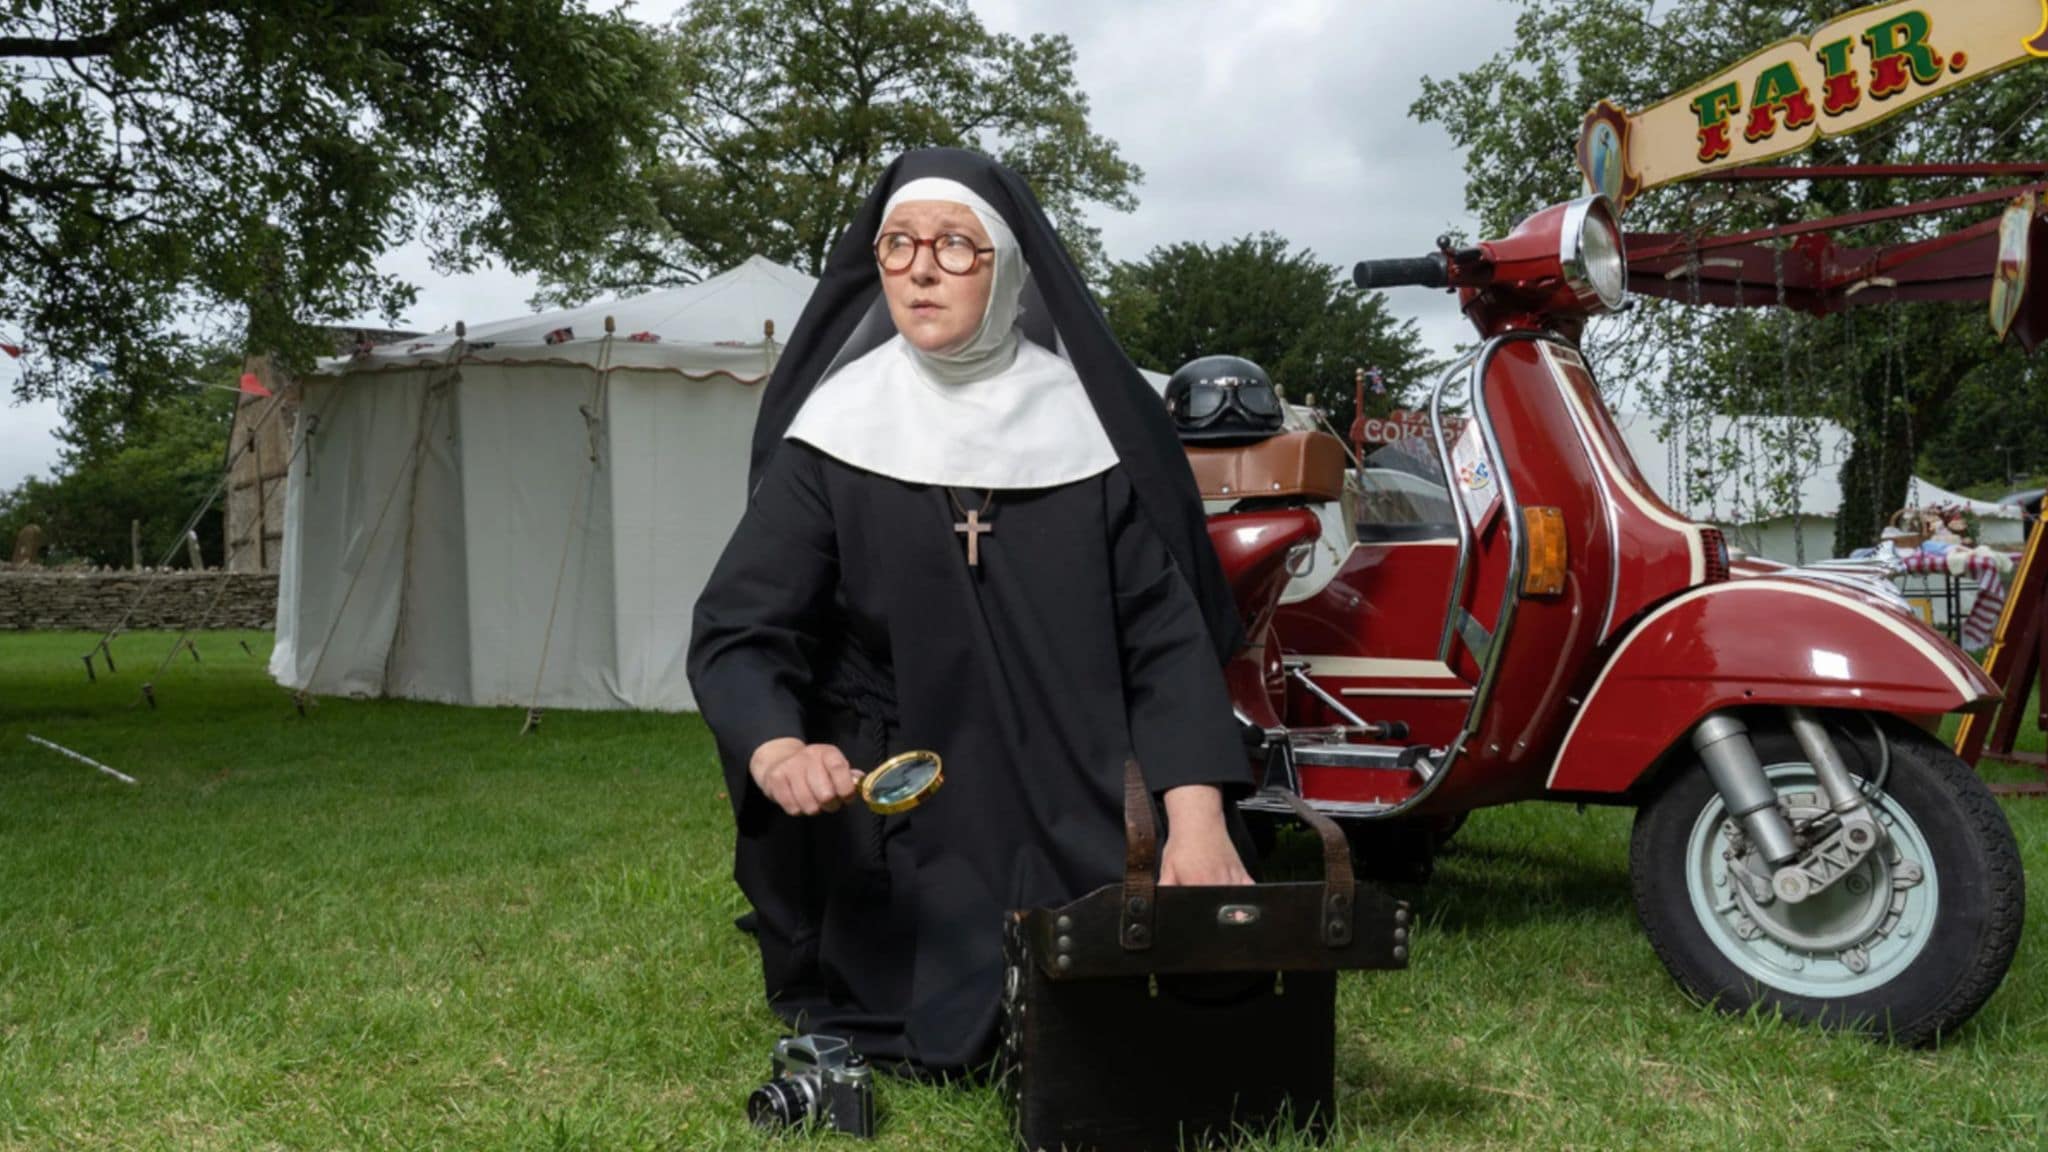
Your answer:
[627,331,661,343]
[0,343,20,359]
[1368,367,1386,395]
[544,327,574,345]
[238,372,272,398]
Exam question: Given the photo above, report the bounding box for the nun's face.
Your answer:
[877,200,996,355]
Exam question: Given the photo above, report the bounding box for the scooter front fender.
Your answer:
[1545,578,2000,794]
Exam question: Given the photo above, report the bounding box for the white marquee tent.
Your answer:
[270,256,818,712]
[1609,411,2024,562]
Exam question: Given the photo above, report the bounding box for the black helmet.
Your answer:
[1164,355,1284,444]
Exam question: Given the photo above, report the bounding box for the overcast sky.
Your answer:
[1,0,1521,489]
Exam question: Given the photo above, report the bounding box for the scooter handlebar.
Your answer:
[1353,254,1449,291]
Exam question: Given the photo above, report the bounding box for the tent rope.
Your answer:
[294,338,465,712]
[523,319,617,735]
[132,379,355,704]
[82,386,292,677]
[378,357,464,695]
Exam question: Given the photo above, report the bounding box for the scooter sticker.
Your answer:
[1452,423,1502,528]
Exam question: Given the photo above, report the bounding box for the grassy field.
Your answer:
[2,630,2045,1151]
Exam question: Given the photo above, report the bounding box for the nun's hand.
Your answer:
[750,739,863,816]
[1158,785,1254,887]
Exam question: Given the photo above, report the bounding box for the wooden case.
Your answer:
[1000,766,1410,1151]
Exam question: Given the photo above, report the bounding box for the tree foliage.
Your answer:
[0,379,236,568]
[542,0,1140,298]
[1411,0,2048,555]
[1102,234,1435,438]
[2,0,672,418]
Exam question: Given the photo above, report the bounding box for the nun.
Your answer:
[687,148,1253,1074]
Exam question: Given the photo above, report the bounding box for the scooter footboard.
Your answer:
[1545,579,1999,794]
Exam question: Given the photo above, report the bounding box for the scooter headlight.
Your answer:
[1560,195,1628,314]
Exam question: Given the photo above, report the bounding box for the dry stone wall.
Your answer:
[0,570,278,631]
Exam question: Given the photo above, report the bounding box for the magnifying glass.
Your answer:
[861,749,944,814]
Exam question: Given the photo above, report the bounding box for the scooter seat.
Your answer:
[1186,430,1348,503]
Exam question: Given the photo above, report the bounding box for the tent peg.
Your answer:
[82,652,96,683]
[140,683,156,710]
[520,707,544,736]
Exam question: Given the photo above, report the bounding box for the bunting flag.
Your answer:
[544,327,574,345]
[0,343,21,359]
[627,331,662,343]
[238,372,273,398]
[1367,366,1386,395]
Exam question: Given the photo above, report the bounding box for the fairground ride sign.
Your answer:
[1578,0,2048,211]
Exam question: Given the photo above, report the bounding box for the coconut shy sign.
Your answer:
[1578,0,2048,211]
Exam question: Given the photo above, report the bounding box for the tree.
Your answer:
[2,0,672,418]
[541,0,1140,298]
[1102,234,1434,438]
[1411,0,2048,555]
[0,380,236,568]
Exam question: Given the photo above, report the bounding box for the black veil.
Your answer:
[749,149,1244,662]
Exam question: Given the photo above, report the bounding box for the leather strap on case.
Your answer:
[1120,759,1158,951]
[1276,786,1356,947]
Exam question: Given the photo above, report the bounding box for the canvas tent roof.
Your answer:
[315,255,817,378]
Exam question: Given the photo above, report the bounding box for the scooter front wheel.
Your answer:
[1629,716,2023,1045]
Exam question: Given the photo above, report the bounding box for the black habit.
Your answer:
[687,150,1249,1072]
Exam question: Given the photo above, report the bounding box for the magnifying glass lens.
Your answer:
[862,751,944,813]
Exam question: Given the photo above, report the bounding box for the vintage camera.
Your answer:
[747,1034,875,1137]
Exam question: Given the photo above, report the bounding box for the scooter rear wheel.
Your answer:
[1629,716,2023,1046]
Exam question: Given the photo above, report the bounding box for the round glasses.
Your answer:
[875,231,995,275]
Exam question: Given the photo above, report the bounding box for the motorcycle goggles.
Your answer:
[1174,375,1284,426]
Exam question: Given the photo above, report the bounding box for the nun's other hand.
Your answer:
[1158,785,1254,887]
[750,740,862,816]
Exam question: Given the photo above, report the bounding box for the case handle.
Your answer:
[1119,762,1357,951]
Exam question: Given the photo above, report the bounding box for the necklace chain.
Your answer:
[947,488,994,517]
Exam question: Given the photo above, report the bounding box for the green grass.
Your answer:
[2,631,2045,1151]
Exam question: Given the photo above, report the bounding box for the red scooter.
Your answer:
[1191,194,2024,1044]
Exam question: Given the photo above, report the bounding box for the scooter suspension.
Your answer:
[1691,715,1801,891]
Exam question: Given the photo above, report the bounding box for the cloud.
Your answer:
[379,0,1524,358]
[971,0,1521,354]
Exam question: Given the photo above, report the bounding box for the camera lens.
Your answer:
[747,1076,818,1130]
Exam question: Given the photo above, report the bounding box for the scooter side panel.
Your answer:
[1545,579,2002,794]
[1539,343,1706,641]
[1453,340,1619,794]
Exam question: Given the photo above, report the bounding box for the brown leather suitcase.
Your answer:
[1000,763,1411,1151]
